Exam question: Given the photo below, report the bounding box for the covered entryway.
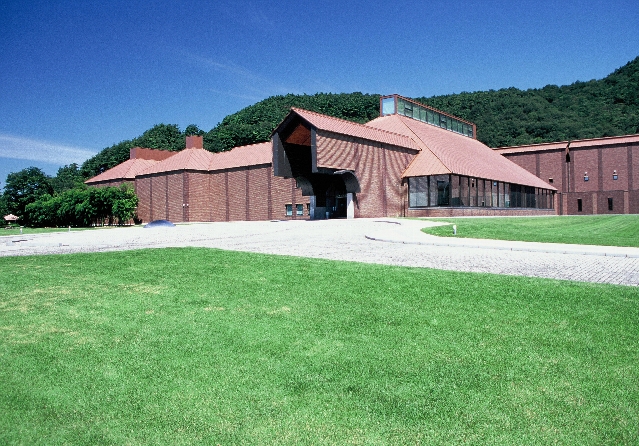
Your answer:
[272,113,360,219]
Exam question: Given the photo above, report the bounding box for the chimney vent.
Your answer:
[186,135,204,149]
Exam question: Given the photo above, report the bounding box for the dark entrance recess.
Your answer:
[272,114,360,219]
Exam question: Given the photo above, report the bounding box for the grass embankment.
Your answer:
[1,248,637,444]
[421,215,639,247]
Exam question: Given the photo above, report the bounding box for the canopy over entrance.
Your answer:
[272,111,360,219]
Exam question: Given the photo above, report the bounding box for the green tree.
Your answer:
[111,185,138,225]
[0,194,8,219]
[2,167,53,221]
[135,123,183,152]
[51,163,85,193]
[184,124,205,136]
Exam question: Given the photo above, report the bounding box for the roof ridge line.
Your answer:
[496,132,639,150]
[290,107,417,142]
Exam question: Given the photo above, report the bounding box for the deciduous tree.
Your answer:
[2,167,53,220]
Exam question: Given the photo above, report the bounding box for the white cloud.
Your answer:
[181,51,307,98]
[0,133,97,166]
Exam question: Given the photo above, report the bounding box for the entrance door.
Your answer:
[334,194,347,218]
[325,183,347,219]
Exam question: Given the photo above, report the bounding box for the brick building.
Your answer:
[87,95,560,222]
[495,134,639,215]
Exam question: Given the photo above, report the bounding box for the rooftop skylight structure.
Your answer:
[380,94,476,139]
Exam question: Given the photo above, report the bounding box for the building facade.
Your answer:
[495,134,639,215]
[87,95,565,222]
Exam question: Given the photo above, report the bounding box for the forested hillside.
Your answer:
[80,57,639,179]
[416,56,639,147]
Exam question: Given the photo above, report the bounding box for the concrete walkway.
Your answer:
[2,218,639,286]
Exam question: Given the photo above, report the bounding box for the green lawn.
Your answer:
[421,215,639,247]
[1,248,637,444]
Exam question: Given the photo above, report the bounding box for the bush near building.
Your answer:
[24,184,138,227]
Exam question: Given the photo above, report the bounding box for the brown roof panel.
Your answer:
[140,148,214,175]
[209,142,272,171]
[368,114,554,189]
[85,158,159,184]
[291,108,421,151]
[495,133,639,154]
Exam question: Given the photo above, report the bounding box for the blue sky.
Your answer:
[1,0,638,187]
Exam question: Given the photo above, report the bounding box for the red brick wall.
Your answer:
[130,147,175,161]
[151,175,167,221]
[507,153,536,175]
[248,166,270,220]
[188,172,211,222]
[632,144,639,191]
[316,131,417,218]
[571,148,599,193]
[601,144,629,191]
[630,190,639,214]
[315,133,415,216]
[537,150,563,191]
[210,171,227,222]
[166,173,183,222]
[135,177,151,222]
[227,168,247,221]
[503,142,639,215]
[597,190,625,214]
[316,133,357,170]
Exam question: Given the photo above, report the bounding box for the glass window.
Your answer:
[409,176,428,208]
[419,108,427,122]
[404,103,413,118]
[381,97,396,115]
[296,204,304,216]
[608,198,613,211]
[285,204,292,216]
[577,199,583,212]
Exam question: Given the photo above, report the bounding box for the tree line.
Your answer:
[78,56,638,179]
[1,165,137,227]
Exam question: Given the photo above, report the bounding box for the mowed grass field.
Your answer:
[1,248,638,445]
[421,215,639,247]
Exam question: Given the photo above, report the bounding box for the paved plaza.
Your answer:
[2,219,639,286]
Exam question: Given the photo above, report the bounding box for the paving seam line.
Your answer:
[364,235,639,258]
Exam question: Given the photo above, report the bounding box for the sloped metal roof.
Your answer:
[290,108,421,151]
[495,134,639,154]
[367,114,555,189]
[139,148,214,175]
[209,142,271,171]
[85,158,160,184]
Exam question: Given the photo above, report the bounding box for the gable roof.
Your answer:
[85,158,160,184]
[209,142,271,171]
[367,114,555,189]
[139,148,214,176]
[289,108,421,151]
